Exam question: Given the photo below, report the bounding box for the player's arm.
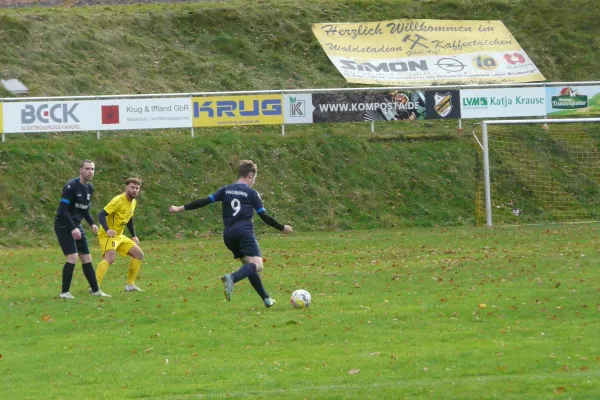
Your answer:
[57,183,80,238]
[257,209,284,230]
[126,218,139,245]
[97,196,121,237]
[253,191,292,233]
[169,188,224,213]
[84,208,98,234]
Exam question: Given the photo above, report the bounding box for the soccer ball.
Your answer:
[290,289,311,309]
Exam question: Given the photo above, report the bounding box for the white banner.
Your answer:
[283,94,315,124]
[98,98,192,130]
[3,100,99,133]
[460,87,546,118]
[327,51,543,86]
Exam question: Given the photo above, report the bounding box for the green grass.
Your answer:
[1,225,599,399]
[0,0,599,96]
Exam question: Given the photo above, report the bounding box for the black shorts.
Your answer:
[54,222,90,256]
[223,229,261,259]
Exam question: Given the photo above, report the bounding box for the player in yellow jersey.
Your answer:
[95,178,145,292]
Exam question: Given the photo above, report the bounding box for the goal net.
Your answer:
[475,118,600,227]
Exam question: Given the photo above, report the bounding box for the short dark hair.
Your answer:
[80,159,94,168]
[125,177,142,186]
[238,160,257,178]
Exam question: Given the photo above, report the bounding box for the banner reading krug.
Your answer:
[192,94,283,127]
[312,19,545,86]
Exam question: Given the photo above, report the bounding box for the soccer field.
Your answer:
[1,225,598,399]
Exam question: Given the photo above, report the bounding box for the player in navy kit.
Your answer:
[169,160,292,308]
[54,160,110,299]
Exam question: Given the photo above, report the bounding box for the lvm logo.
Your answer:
[288,97,305,117]
[463,97,488,107]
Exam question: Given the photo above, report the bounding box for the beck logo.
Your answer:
[21,103,80,124]
[101,105,120,124]
[504,53,526,65]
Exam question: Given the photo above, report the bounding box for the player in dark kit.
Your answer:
[55,160,110,299]
[169,160,292,308]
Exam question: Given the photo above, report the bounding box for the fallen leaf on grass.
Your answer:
[42,315,53,322]
[553,387,566,393]
[348,369,360,375]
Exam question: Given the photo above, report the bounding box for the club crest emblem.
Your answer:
[434,92,453,117]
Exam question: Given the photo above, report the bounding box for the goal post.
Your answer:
[475,118,600,227]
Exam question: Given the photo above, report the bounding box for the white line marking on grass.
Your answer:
[148,370,600,399]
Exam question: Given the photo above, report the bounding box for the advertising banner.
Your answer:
[312,19,545,86]
[0,103,3,134]
[192,95,283,127]
[312,90,426,123]
[460,88,546,118]
[2,100,100,133]
[425,90,461,119]
[98,98,192,130]
[283,94,315,124]
[546,86,600,116]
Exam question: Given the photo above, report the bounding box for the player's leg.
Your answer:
[124,243,144,292]
[96,250,117,283]
[110,236,144,291]
[55,222,78,299]
[96,233,119,283]
[77,230,110,297]
[240,255,275,307]
[230,234,275,307]
[220,231,242,301]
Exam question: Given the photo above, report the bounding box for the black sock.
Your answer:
[82,262,99,292]
[247,269,269,300]
[61,262,76,293]
[231,263,256,283]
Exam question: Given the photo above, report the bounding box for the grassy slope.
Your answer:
[0,0,599,95]
[0,0,600,244]
[0,125,476,245]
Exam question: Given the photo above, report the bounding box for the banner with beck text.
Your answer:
[312,19,545,86]
[192,95,283,127]
[2,100,99,133]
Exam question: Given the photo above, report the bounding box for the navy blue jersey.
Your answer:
[55,177,94,227]
[211,183,264,231]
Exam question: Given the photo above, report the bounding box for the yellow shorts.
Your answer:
[98,233,136,257]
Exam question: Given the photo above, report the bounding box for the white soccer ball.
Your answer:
[290,289,311,309]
